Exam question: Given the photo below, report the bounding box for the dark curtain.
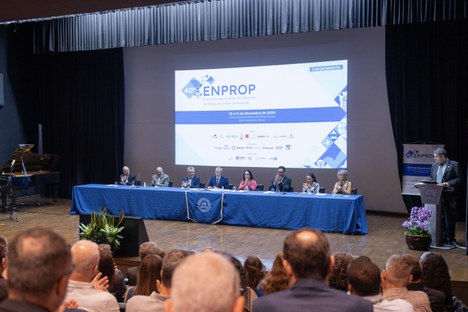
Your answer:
[7,25,125,198]
[386,19,468,216]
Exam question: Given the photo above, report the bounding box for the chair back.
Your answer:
[319,186,326,193]
[168,181,173,187]
[256,184,264,191]
[199,182,206,188]
[351,187,358,195]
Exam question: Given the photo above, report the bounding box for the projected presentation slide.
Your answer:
[175,60,348,168]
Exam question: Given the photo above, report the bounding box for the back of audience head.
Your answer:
[244,256,265,291]
[8,227,71,310]
[139,241,165,260]
[98,244,115,281]
[346,256,381,297]
[283,228,332,281]
[383,254,412,288]
[261,252,289,295]
[0,236,7,274]
[402,254,422,282]
[420,252,452,306]
[71,240,100,280]
[160,250,191,290]
[167,252,244,312]
[135,254,163,296]
[217,251,248,293]
[328,252,354,291]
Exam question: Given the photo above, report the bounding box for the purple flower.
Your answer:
[402,206,432,237]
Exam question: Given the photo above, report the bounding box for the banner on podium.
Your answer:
[402,144,443,195]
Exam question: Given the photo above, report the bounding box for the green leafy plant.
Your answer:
[79,208,125,252]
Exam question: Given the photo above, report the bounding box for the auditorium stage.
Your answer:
[0,198,466,300]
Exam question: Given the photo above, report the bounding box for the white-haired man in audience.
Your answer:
[0,227,72,311]
[382,255,431,312]
[66,240,120,312]
[126,241,165,286]
[165,252,244,312]
[347,256,414,312]
[0,236,8,302]
[127,249,190,312]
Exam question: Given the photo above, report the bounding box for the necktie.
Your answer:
[216,178,220,186]
[436,164,444,184]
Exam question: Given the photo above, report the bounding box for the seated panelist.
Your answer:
[269,166,292,192]
[302,172,320,194]
[151,166,170,187]
[332,169,352,194]
[238,170,257,191]
[207,167,230,189]
[181,166,201,188]
[120,166,136,185]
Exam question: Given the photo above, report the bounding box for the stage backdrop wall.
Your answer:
[123,27,406,213]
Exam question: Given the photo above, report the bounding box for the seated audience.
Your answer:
[253,228,372,312]
[98,244,126,302]
[404,254,446,312]
[126,250,190,312]
[181,166,201,188]
[120,166,137,185]
[258,252,289,296]
[151,166,170,187]
[328,252,354,291]
[0,227,72,311]
[332,169,352,194]
[382,254,431,312]
[127,242,165,286]
[238,170,257,191]
[347,256,414,311]
[244,256,266,297]
[207,167,230,189]
[66,240,120,312]
[269,166,292,192]
[165,252,245,312]
[0,236,7,302]
[420,252,455,312]
[302,172,320,194]
[125,254,163,302]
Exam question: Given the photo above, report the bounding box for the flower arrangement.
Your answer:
[402,206,432,237]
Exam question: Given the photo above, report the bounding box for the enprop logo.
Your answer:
[405,150,434,159]
[182,75,256,99]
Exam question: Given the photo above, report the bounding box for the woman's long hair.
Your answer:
[244,256,266,290]
[260,252,289,295]
[134,254,163,296]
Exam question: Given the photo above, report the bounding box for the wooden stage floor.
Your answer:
[0,198,467,287]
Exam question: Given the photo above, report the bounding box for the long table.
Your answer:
[71,184,368,234]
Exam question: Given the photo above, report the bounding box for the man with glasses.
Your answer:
[269,166,292,192]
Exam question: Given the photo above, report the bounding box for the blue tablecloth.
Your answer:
[71,184,368,234]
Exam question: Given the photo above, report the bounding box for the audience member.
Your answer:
[332,169,352,194]
[420,252,455,312]
[269,166,292,192]
[0,236,7,302]
[120,166,136,185]
[0,227,72,311]
[404,254,446,312]
[382,255,431,312]
[66,240,120,312]
[258,252,289,296]
[244,256,265,296]
[328,252,354,291]
[207,167,230,189]
[238,170,257,191]
[302,172,320,194]
[165,252,244,312]
[253,228,372,312]
[181,166,201,188]
[152,166,170,187]
[98,244,126,302]
[127,242,165,286]
[126,250,190,312]
[347,256,414,312]
[125,254,163,302]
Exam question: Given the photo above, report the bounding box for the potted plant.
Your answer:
[79,208,125,252]
[402,206,432,250]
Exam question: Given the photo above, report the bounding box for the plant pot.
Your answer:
[405,235,432,251]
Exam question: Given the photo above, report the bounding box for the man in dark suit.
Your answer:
[206,167,230,189]
[253,228,372,312]
[429,148,463,246]
[181,166,201,188]
[120,166,137,185]
[269,166,292,192]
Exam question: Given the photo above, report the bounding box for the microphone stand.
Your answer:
[7,161,18,222]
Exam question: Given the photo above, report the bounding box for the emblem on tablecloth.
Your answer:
[197,198,212,213]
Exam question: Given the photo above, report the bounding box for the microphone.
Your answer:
[11,159,15,167]
[136,172,141,186]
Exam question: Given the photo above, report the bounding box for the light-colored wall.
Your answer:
[123,27,406,213]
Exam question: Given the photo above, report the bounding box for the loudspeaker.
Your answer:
[0,73,4,108]
[79,214,149,257]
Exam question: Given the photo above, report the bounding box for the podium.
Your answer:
[415,182,444,247]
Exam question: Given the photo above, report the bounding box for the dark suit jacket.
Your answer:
[120,173,137,185]
[182,175,201,188]
[430,159,463,199]
[207,175,229,188]
[269,176,292,192]
[253,278,373,312]
[408,283,446,312]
